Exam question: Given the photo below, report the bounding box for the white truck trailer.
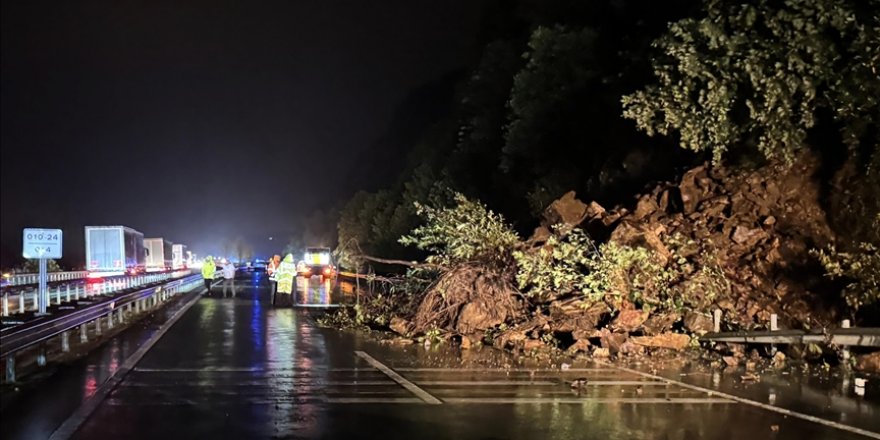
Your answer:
[144,238,174,272]
[85,226,146,276]
[172,243,188,269]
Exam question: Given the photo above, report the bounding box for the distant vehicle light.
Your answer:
[323,267,332,275]
[2,273,10,279]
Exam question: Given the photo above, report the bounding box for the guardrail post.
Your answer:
[61,331,70,352]
[107,310,114,329]
[117,308,124,324]
[135,299,141,313]
[19,294,25,314]
[842,319,851,362]
[2,292,8,317]
[75,285,80,301]
[55,287,61,305]
[80,324,88,343]
[95,318,102,336]
[32,293,38,311]
[6,355,15,383]
[66,285,71,303]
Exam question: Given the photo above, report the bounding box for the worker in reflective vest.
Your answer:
[201,256,216,293]
[275,254,296,295]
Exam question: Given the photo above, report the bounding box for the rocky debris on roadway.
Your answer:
[331,155,864,368]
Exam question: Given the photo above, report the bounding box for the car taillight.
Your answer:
[323,267,331,275]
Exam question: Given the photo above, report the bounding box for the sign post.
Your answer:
[23,228,63,316]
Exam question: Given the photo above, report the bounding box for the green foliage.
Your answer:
[623,0,880,163]
[582,242,673,308]
[513,227,597,300]
[814,223,880,310]
[20,259,62,273]
[419,327,444,345]
[400,193,520,267]
[581,236,729,312]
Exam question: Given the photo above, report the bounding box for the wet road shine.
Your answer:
[3,276,878,439]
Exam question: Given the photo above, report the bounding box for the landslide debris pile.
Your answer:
[347,156,847,358]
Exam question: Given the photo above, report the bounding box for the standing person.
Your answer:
[267,254,281,299]
[273,253,296,306]
[201,256,216,295]
[222,260,236,297]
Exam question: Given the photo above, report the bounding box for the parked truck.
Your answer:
[172,243,188,269]
[85,226,146,276]
[144,238,174,272]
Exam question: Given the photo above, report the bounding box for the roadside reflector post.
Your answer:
[61,331,70,352]
[36,345,46,367]
[770,314,778,355]
[6,355,15,383]
[32,293,38,312]
[2,292,8,317]
[19,294,25,314]
[95,318,102,336]
[842,319,851,362]
[107,310,114,329]
[80,324,88,343]
[713,309,721,333]
[66,285,71,303]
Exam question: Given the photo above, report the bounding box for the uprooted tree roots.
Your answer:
[411,265,524,335]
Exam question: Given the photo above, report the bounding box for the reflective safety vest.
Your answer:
[201,261,216,279]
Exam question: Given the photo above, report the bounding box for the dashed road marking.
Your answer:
[354,351,443,405]
[606,362,880,439]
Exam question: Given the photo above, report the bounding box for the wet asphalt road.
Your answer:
[2,273,879,440]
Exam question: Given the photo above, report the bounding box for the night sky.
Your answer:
[1,0,484,268]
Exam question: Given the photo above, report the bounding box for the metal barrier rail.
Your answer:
[1,274,204,383]
[4,271,89,286]
[700,328,880,347]
[1,271,193,317]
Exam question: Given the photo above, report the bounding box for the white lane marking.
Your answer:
[419,380,559,386]
[119,380,398,387]
[417,380,668,386]
[442,397,734,404]
[606,363,880,439]
[134,367,266,372]
[324,397,424,404]
[354,351,442,405]
[394,367,614,372]
[49,289,206,440]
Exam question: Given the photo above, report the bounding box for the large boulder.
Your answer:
[543,191,589,227]
[611,308,650,332]
[643,312,681,335]
[599,329,629,355]
[683,312,714,335]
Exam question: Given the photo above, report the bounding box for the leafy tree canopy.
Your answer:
[623,0,880,163]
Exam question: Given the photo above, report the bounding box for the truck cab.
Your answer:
[298,247,335,281]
